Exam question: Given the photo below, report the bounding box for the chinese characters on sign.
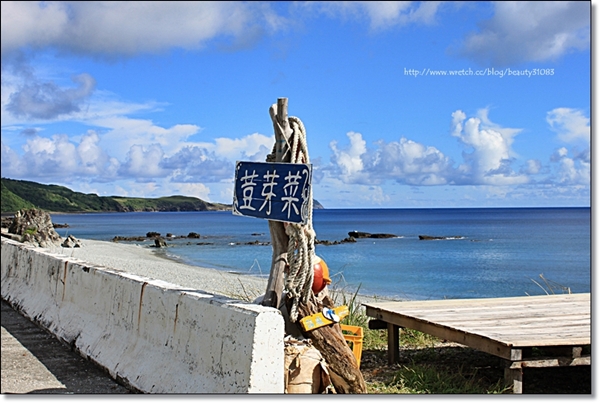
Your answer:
[233,161,312,224]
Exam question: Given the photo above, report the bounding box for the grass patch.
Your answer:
[529,274,572,295]
[367,364,508,394]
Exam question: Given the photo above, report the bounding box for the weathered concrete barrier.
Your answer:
[1,238,285,393]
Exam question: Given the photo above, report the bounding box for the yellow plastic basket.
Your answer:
[340,324,363,368]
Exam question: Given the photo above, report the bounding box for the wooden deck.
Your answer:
[363,293,591,393]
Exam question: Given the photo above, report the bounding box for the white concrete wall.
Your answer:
[1,238,285,393]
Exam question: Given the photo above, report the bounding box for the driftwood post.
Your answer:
[295,295,367,393]
[261,98,292,309]
[261,98,367,393]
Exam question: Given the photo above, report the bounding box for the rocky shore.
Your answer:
[1,209,396,305]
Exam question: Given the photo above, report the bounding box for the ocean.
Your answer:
[51,207,591,301]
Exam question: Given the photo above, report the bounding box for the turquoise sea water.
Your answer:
[51,208,591,301]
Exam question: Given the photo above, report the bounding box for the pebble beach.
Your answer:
[41,238,390,306]
[44,238,269,301]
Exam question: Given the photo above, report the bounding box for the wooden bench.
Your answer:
[363,293,590,393]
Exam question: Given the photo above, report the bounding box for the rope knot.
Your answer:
[276,115,316,322]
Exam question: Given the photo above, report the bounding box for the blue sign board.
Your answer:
[233,161,312,224]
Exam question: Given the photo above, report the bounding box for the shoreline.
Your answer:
[44,238,268,301]
[41,238,398,306]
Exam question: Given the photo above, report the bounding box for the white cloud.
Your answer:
[371,137,452,185]
[330,131,366,178]
[299,1,443,30]
[1,128,272,194]
[523,159,542,175]
[328,131,452,186]
[546,107,590,143]
[5,73,96,120]
[556,155,590,185]
[0,1,69,56]
[119,144,166,178]
[20,134,79,177]
[327,109,533,188]
[213,132,275,161]
[76,130,112,175]
[91,116,200,160]
[451,108,527,185]
[0,140,25,177]
[161,146,233,183]
[458,1,590,66]
[168,182,212,201]
[1,1,286,58]
[549,146,589,186]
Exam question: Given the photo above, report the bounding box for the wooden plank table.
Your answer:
[363,293,591,393]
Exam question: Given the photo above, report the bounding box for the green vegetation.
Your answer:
[1,180,36,212]
[1,177,231,214]
[367,364,507,394]
[112,195,230,212]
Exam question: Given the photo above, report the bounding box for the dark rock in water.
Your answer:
[315,237,357,246]
[146,231,161,238]
[62,235,82,248]
[419,235,463,240]
[232,240,270,246]
[153,237,167,248]
[348,231,397,239]
[372,233,397,239]
[243,240,270,246]
[187,232,201,238]
[53,223,69,228]
[7,208,62,248]
[112,235,146,242]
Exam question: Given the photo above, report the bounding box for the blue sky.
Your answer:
[1,1,592,208]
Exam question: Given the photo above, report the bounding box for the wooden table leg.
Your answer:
[504,363,523,394]
[387,323,400,365]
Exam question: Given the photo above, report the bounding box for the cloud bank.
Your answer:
[325,107,589,191]
[1,1,285,58]
[457,1,590,66]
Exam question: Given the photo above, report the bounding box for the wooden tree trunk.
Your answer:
[262,98,367,393]
[294,295,367,394]
[261,98,291,309]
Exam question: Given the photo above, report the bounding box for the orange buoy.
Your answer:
[312,255,332,294]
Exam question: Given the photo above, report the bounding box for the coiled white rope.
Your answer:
[278,116,316,322]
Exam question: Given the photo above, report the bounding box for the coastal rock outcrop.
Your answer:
[112,235,146,242]
[347,231,397,239]
[7,208,62,248]
[153,237,168,248]
[315,237,357,246]
[62,235,82,248]
[418,235,463,240]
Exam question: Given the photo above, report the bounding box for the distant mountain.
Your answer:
[1,178,230,214]
[1,177,324,214]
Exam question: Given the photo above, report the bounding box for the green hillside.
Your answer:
[1,178,231,214]
[112,195,231,212]
[1,180,36,212]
